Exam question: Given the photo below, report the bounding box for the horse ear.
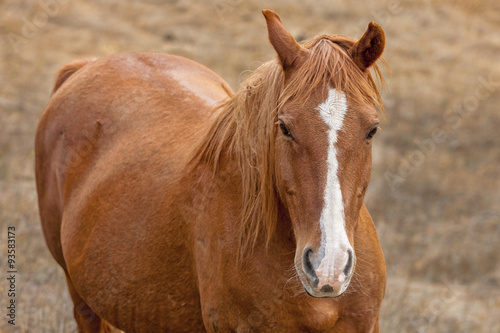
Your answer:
[349,22,385,71]
[262,9,307,70]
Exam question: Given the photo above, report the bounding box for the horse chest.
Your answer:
[203,291,343,332]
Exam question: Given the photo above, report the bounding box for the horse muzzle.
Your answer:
[298,246,355,298]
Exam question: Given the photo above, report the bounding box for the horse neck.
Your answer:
[189,151,295,261]
[185,73,295,258]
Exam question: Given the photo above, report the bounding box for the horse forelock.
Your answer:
[188,34,387,258]
[282,34,386,112]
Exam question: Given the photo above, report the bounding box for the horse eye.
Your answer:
[279,120,293,140]
[366,125,378,140]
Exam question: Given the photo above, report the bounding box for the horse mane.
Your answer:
[188,34,386,257]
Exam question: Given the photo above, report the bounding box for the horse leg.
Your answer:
[64,273,114,333]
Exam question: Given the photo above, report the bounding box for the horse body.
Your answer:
[36,52,229,331]
[36,10,387,333]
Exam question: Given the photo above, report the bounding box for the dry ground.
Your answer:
[1,0,499,332]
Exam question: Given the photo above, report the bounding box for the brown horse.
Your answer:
[36,9,387,333]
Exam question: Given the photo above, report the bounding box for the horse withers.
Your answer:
[36,9,387,332]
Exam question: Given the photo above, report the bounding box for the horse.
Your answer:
[35,9,387,333]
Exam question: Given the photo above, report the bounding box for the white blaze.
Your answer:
[316,88,351,286]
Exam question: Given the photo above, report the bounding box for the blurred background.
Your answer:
[1,0,499,332]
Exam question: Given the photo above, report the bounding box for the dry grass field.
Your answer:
[1,0,500,332]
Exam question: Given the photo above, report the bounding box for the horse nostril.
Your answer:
[302,248,318,283]
[343,249,353,277]
[320,284,334,293]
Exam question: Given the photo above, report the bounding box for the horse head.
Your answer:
[263,9,385,297]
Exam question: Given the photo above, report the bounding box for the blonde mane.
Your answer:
[189,35,386,256]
